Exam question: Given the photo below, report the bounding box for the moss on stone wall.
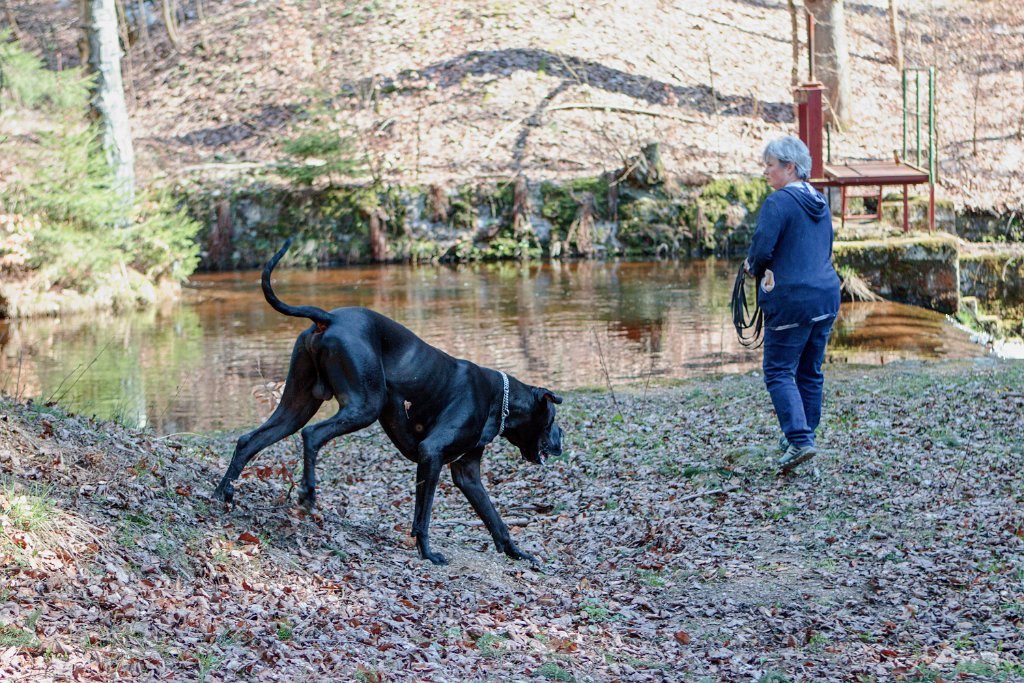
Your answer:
[834,234,960,313]
[959,253,1024,334]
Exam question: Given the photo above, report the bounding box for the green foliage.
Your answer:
[578,598,615,622]
[539,179,609,237]
[0,31,89,112]
[701,176,770,213]
[445,233,541,262]
[275,622,294,641]
[536,661,575,681]
[276,107,366,186]
[0,623,38,649]
[474,632,506,658]
[0,34,200,317]
[1,480,57,533]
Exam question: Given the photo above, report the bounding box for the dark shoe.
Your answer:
[778,444,816,473]
[779,435,790,453]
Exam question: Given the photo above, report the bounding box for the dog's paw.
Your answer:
[424,551,448,565]
[296,484,317,510]
[212,481,234,505]
[415,537,447,565]
[506,547,537,565]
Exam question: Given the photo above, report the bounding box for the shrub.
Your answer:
[0,33,200,317]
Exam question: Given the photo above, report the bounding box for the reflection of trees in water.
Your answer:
[3,263,985,434]
[0,307,210,431]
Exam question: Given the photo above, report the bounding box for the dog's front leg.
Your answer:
[450,451,537,564]
[412,446,447,565]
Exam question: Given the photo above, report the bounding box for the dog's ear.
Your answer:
[532,386,563,405]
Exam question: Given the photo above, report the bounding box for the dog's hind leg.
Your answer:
[294,352,386,509]
[451,450,536,564]
[411,440,449,565]
[213,339,323,504]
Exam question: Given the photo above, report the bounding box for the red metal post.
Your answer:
[795,83,825,180]
[903,185,909,233]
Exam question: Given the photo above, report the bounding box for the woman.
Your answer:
[745,135,841,473]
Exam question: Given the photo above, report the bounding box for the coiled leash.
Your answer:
[731,262,764,348]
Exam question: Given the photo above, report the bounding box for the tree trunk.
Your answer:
[888,0,904,74]
[368,208,388,262]
[134,0,151,59]
[162,0,181,52]
[85,0,135,207]
[788,0,800,86]
[114,0,134,103]
[805,0,852,128]
[2,0,20,39]
[195,0,210,53]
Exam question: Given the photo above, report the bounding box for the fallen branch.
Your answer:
[676,485,742,503]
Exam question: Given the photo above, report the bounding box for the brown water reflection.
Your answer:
[0,260,986,434]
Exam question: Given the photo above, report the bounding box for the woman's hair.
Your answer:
[763,136,812,180]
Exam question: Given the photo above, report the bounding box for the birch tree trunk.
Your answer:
[805,0,852,128]
[85,0,135,206]
[888,0,904,73]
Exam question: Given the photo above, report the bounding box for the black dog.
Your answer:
[213,239,564,565]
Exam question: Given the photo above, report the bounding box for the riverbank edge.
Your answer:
[175,172,1024,337]
[4,171,1023,339]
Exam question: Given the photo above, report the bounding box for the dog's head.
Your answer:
[507,386,563,465]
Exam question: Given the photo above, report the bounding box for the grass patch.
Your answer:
[1,480,57,532]
[0,623,39,649]
[536,661,575,681]
[474,632,507,658]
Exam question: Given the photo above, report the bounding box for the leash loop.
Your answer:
[498,371,510,436]
[732,263,765,348]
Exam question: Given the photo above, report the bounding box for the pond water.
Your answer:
[0,260,986,434]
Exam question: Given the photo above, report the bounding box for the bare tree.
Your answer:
[788,0,801,86]
[162,0,181,52]
[84,0,135,205]
[134,0,152,60]
[888,0,904,73]
[195,0,210,53]
[805,0,852,128]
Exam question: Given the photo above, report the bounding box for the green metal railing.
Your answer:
[902,67,936,185]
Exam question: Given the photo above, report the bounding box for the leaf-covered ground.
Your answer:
[2,359,1023,682]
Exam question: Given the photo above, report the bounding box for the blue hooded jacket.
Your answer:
[746,184,841,328]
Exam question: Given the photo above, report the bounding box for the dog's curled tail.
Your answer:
[262,238,333,330]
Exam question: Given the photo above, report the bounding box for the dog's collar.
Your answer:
[498,371,510,436]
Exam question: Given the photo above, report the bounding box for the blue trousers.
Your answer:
[762,316,834,448]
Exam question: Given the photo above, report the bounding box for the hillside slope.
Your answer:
[7,0,1024,214]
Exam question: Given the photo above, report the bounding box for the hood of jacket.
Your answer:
[779,183,830,221]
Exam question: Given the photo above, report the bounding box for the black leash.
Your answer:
[731,262,764,348]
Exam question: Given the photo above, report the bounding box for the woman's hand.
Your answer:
[760,268,775,292]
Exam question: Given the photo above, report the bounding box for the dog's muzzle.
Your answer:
[536,425,563,465]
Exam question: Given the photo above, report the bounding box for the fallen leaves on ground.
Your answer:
[1,359,1022,681]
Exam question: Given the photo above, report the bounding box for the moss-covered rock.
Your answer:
[834,233,960,313]
[959,251,1024,336]
[955,210,1024,242]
